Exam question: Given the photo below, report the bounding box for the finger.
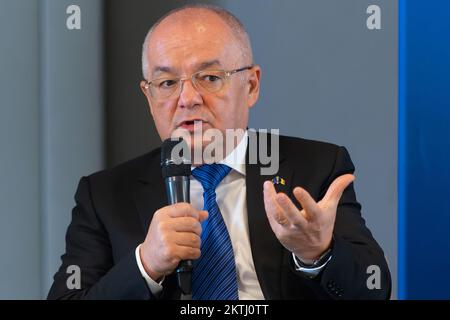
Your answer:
[165,202,201,220]
[275,192,307,228]
[293,187,320,221]
[174,232,201,248]
[175,246,201,261]
[167,217,202,236]
[263,180,289,227]
[321,174,355,206]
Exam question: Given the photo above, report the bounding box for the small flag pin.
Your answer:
[272,176,285,185]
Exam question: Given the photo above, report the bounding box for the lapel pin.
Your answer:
[272,176,285,185]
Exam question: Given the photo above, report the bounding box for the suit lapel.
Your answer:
[246,132,293,299]
[133,151,167,234]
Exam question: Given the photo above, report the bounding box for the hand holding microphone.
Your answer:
[139,138,204,295]
[139,203,207,283]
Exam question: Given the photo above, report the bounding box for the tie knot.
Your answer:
[192,163,231,191]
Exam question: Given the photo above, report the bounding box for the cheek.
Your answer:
[202,95,230,128]
[151,104,177,139]
[215,89,249,127]
[208,88,248,129]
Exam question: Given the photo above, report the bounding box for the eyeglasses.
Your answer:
[143,66,253,101]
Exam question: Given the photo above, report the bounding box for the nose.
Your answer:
[177,78,203,109]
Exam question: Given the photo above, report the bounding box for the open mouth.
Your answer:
[183,120,198,126]
[178,119,207,130]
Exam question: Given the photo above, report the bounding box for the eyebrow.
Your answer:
[196,60,222,70]
[151,60,222,78]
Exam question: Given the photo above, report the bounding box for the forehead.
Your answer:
[147,10,241,74]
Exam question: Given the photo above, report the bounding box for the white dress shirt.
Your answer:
[135,131,329,299]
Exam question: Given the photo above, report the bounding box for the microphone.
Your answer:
[160,137,192,295]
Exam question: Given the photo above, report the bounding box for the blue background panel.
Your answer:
[399,0,450,299]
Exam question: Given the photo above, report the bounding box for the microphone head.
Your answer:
[160,138,191,179]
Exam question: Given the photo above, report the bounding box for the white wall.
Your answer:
[0,0,104,298]
[0,0,41,299]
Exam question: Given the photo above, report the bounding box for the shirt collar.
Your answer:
[219,130,247,176]
[190,130,247,177]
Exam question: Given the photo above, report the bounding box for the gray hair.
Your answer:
[141,4,253,79]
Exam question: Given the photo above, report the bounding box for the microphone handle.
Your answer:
[165,176,190,205]
[165,176,192,295]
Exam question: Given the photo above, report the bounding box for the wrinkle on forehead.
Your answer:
[151,35,226,61]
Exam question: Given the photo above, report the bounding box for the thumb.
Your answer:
[199,210,209,222]
[322,174,355,206]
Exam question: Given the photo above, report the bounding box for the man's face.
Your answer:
[140,10,260,152]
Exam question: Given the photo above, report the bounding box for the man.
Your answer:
[48,4,391,300]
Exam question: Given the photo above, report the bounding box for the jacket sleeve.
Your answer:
[47,177,153,300]
[293,146,392,300]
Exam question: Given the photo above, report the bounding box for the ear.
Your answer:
[140,80,155,117]
[246,65,261,109]
[140,80,151,99]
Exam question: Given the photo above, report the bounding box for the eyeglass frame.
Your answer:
[142,65,254,101]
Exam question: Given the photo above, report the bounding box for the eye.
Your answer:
[158,79,178,88]
[202,74,221,82]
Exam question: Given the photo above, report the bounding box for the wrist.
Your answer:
[139,244,164,282]
[294,238,334,267]
[294,248,329,264]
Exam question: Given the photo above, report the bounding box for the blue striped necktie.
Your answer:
[191,163,239,300]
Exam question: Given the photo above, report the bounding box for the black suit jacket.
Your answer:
[48,134,391,300]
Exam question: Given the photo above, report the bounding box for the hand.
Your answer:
[140,203,208,281]
[263,174,355,262]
